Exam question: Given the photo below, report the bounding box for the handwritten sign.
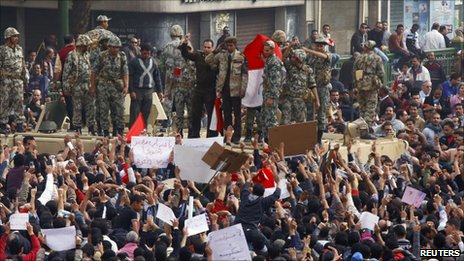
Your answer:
[208,223,251,261]
[360,211,379,231]
[156,203,176,226]
[9,213,29,230]
[185,213,209,236]
[42,226,76,251]
[175,137,223,183]
[132,137,175,169]
[402,186,426,208]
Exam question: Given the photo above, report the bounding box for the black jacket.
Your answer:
[234,182,281,230]
[180,43,217,93]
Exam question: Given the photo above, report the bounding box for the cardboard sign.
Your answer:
[202,142,249,173]
[269,121,317,157]
[132,137,175,169]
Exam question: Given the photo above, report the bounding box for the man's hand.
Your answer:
[130,92,136,100]
[26,222,34,236]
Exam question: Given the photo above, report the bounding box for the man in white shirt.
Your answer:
[422,23,446,50]
[408,56,431,89]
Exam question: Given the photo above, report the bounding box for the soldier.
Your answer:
[91,36,129,137]
[206,36,248,144]
[281,49,318,125]
[90,32,111,136]
[261,40,283,142]
[161,25,193,137]
[62,35,95,135]
[96,15,111,30]
[0,27,28,133]
[303,36,332,142]
[128,43,163,128]
[353,40,384,128]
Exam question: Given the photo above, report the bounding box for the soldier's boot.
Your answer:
[104,130,110,138]
[88,126,96,136]
[97,122,103,136]
[0,123,8,135]
[15,122,25,133]
[243,129,253,143]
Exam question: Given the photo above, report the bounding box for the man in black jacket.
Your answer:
[181,34,218,138]
[234,172,281,244]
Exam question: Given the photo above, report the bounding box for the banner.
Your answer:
[174,137,223,183]
[132,137,175,169]
[430,0,455,38]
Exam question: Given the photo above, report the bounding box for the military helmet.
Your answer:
[4,27,20,39]
[170,25,184,37]
[365,40,377,50]
[99,30,112,42]
[293,49,306,62]
[76,34,91,46]
[38,120,58,133]
[271,30,287,45]
[108,36,122,47]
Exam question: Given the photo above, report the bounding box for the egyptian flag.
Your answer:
[120,162,136,184]
[252,167,275,189]
[209,98,224,132]
[242,34,282,107]
[126,112,145,144]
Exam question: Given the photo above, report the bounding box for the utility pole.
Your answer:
[58,0,69,48]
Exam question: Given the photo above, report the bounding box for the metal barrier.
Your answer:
[334,47,459,86]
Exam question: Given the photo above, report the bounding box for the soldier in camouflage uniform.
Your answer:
[62,35,95,135]
[206,36,248,143]
[161,25,193,137]
[304,36,332,142]
[261,40,283,141]
[0,27,28,133]
[90,32,111,135]
[91,36,129,137]
[281,49,317,125]
[353,40,384,128]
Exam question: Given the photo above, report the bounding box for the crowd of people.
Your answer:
[0,13,464,261]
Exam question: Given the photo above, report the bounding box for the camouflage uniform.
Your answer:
[281,50,316,124]
[306,51,332,130]
[205,47,248,142]
[353,46,384,127]
[262,53,283,139]
[0,28,27,132]
[160,25,192,134]
[92,47,128,133]
[62,47,95,130]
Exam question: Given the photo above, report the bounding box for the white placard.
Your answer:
[185,213,209,236]
[156,203,176,226]
[208,223,251,261]
[360,211,379,231]
[42,226,76,251]
[9,213,29,230]
[174,137,223,183]
[67,142,74,150]
[132,137,175,169]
